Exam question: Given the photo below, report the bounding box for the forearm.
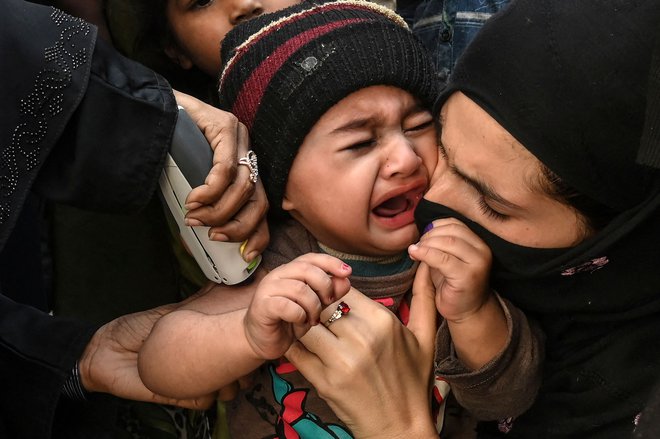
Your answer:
[436,295,545,420]
[138,308,263,398]
[353,413,438,439]
[447,291,508,369]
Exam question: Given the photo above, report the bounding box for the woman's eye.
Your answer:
[193,0,213,8]
[477,197,508,221]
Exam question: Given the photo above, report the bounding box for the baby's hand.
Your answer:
[244,253,352,360]
[408,218,492,323]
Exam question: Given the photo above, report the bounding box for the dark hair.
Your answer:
[539,164,619,234]
[103,0,217,102]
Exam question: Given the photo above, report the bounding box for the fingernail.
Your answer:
[210,232,228,241]
[185,218,203,227]
[341,262,351,271]
[423,223,434,233]
[239,240,248,256]
[185,202,202,210]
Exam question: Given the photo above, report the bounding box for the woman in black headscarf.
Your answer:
[287,0,660,437]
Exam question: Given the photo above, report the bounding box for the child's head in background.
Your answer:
[218,0,441,257]
[104,0,301,99]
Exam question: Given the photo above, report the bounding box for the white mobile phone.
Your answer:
[158,108,261,284]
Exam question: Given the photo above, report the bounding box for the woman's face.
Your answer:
[426,92,589,248]
[165,0,300,76]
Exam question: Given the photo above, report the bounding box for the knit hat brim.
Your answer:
[219,0,441,218]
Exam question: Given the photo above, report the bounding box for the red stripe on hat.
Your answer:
[232,17,367,129]
[220,2,382,91]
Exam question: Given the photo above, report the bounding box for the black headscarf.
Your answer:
[417,0,660,437]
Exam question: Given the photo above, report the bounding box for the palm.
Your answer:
[83,304,214,409]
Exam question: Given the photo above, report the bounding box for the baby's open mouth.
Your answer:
[373,194,413,218]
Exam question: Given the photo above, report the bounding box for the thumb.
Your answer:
[407,263,437,355]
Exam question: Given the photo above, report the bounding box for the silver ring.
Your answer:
[324,301,350,327]
[238,150,259,184]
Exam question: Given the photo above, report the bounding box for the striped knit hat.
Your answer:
[218,0,440,219]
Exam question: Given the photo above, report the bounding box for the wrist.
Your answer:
[242,311,273,362]
[357,421,437,439]
[445,288,494,325]
[447,292,508,369]
[61,361,89,401]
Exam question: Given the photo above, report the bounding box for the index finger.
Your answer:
[408,263,438,355]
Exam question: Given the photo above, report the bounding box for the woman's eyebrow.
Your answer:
[450,163,522,210]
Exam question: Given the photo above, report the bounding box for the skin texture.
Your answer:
[282,85,438,256]
[287,277,439,439]
[139,253,352,398]
[428,91,588,248]
[409,217,507,370]
[165,0,300,75]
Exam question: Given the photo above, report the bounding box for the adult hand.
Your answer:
[78,303,215,409]
[173,90,269,261]
[285,284,438,439]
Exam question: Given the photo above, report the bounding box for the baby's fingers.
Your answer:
[413,222,491,269]
[272,254,352,305]
[264,278,347,325]
[419,218,489,252]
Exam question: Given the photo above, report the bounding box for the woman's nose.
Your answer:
[381,137,422,178]
[424,153,464,207]
[230,0,264,25]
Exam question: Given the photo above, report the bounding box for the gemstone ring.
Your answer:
[324,301,350,327]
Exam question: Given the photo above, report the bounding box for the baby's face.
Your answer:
[165,0,300,76]
[282,85,438,257]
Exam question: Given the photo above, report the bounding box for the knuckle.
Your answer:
[237,121,248,135]
[291,280,310,297]
[437,250,452,266]
[241,175,256,194]
[443,235,458,247]
[221,111,239,126]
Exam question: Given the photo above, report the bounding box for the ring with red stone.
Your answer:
[323,301,350,327]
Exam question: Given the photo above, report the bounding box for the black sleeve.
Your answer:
[0,293,97,438]
[33,35,178,212]
[0,1,177,437]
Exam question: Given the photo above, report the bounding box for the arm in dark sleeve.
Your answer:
[435,294,545,420]
[0,1,176,437]
[34,36,178,212]
[0,292,97,438]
